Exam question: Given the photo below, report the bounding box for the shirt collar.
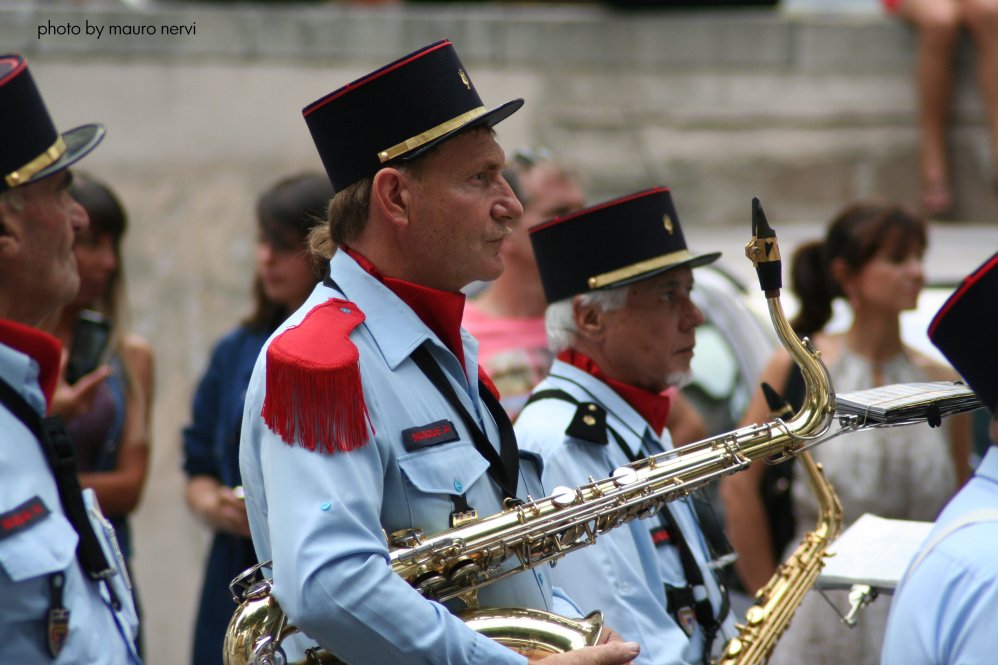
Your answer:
[556,349,671,437]
[0,318,62,410]
[343,247,468,371]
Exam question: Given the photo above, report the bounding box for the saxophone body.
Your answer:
[715,451,843,665]
[224,200,837,665]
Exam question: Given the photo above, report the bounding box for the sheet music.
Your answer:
[816,513,934,593]
[834,381,982,425]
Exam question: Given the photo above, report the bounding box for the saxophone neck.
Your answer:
[747,197,835,442]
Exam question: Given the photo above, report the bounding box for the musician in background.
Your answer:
[0,54,140,663]
[463,149,709,446]
[881,251,998,665]
[238,40,639,665]
[515,188,737,664]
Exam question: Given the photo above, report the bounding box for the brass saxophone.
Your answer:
[716,450,842,665]
[224,198,837,665]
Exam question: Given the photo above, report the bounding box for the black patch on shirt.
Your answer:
[566,402,608,445]
[650,525,675,547]
[0,496,50,539]
[402,419,460,451]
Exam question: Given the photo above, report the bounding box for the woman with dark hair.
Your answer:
[182,172,332,665]
[43,172,155,656]
[720,201,971,665]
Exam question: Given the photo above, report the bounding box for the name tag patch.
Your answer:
[0,496,50,539]
[650,525,674,546]
[402,419,459,451]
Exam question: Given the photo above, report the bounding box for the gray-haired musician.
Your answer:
[515,187,737,664]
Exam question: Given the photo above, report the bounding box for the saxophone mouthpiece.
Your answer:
[745,197,783,294]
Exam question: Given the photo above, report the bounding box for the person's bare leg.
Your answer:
[899,0,961,215]
[962,0,998,185]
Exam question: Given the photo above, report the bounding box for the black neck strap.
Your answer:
[411,345,520,501]
[0,376,114,580]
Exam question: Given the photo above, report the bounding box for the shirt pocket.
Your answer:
[397,441,490,497]
[0,510,77,582]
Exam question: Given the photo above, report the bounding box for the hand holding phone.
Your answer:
[66,310,111,385]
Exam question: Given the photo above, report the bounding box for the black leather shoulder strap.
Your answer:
[0,377,114,580]
[525,389,608,445]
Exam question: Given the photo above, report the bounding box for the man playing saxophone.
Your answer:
[515,188,738,664]
[237,40,639,665]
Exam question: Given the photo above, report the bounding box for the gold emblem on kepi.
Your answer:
[459,69,470,89]
[663,214,674,235]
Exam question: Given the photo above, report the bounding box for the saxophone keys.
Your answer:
[611,466,638,487]
[551,486,578,507]
[390,528,426,548]
[745,605,769,625]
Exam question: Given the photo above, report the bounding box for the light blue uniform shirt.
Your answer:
[0,336,141,665]
[239,251,580,665]
[881,445,998,665]
[515,360,737,665]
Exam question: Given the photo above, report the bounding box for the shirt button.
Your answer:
[538,572,545,585]
[453,480,463,493]
[340,307,352,314]
[320,502,332,511]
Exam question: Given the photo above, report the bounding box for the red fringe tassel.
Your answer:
[261,300,371,453]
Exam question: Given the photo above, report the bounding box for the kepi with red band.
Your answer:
[303,39,523,192]
[528,187,721,304]
[928,251,998,414]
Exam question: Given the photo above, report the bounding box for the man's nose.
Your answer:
[495,176,524,223]
[69,198,89,234]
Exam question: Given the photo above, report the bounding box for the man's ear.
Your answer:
[572,295,605,343]
[370,167,416,231]
[0,204,20,258]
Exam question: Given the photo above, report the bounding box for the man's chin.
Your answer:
[665,370,694,390]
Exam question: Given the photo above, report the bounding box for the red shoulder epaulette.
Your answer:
[261,298,371,453]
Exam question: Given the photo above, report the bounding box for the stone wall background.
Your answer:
[4,2,996,662]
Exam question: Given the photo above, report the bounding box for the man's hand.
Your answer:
[527,628,639,664]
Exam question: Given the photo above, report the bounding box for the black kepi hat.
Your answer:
[303,39,523,192]
[529,186,721,303]
[928,251,998,413]
[0,54,104,193]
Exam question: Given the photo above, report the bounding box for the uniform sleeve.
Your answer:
[181,334,232,479]
[242,369,527,665]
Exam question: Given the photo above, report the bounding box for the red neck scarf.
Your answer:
[344,247,468,371]
[557,348,671,437]
[0,318,62,410]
